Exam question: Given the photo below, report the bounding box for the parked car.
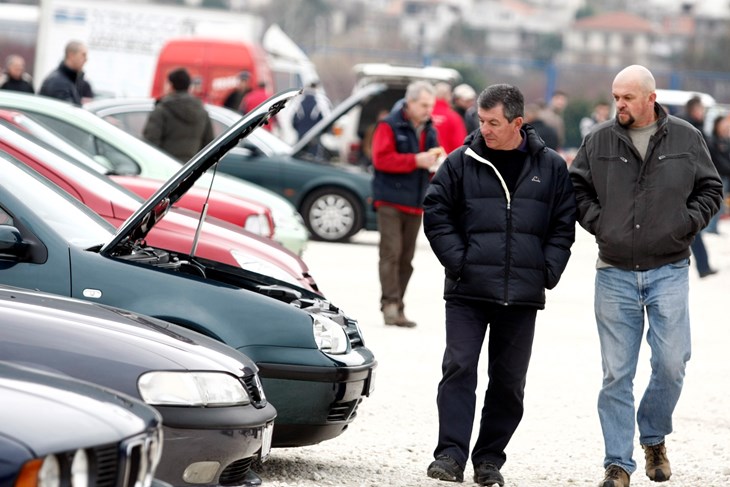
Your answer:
[0,91,309,256]
[0,90,376,448]
[85,98,377,242]
[0,109,275,240]
[0,361,163,487]
[0,284,275,486]
[0,119,319,292]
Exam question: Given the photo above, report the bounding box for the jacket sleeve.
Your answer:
[568,137,602,235]
[688,131,724,232]
[543,158,577,289]
[143,107,164,147]
[423,154,466,275]
[371,122,417,173]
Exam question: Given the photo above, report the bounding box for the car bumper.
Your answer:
[256,354,377,447]
[154,403,276,487]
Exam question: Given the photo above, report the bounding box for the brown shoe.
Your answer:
[395,310,417,328]
[642,442,671,482]
[599,465,630,487]
[382,303,400,325]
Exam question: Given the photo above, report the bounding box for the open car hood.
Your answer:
[290,82,387,156]
[100,89,301,256]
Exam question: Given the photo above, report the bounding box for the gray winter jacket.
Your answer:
[569,103,723,270]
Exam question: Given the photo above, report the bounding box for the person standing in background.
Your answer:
[579,100,611,138]
[569,65,723,487]
[423,83,576,487]
[431,82,467,154]
[371,80,440,328]
[540,90,568,150]
[143,67,214,163]
[0,54,34,93]
[453,83,480,134]
[241,80,274,130]
[291,80,332,141]
[223,71,251,112]
[39,40,89,106]
[678,95,718,277]
[706,114,730,234]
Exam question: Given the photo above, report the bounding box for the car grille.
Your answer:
[242,374,267,408]
[327,398,361,422]
[90,444,119,487]
[219,457,253,486]
[343,316,364,348]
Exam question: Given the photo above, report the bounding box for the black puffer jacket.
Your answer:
[423,125,577,309]
[143,92,214,162]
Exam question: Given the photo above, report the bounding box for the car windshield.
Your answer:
[0,154,114,247]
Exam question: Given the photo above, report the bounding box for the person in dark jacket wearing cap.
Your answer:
[143,67,214,162]
[222,70,251,112]
[423,83,576,487]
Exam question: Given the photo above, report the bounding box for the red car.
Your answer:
[0,119,319,293]
[0,109,276,241]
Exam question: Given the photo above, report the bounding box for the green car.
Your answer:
[0,90,376,448]
[0,90,309,256]
[85,93,380,242]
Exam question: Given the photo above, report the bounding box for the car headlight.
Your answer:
[243,214,273,238]
[312,315,348,354]
[70,449,89,487]
[38,455,60,487]
[17,449,91,487]
[137,371,250,406]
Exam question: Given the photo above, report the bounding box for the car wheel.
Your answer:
[301,187,363,242]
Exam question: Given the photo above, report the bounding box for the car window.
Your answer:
[23,112,140,176]
[0,156,114,246]
[101,112,148,139]
[0,207,13,225]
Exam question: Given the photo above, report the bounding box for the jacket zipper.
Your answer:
[464,147,512,305]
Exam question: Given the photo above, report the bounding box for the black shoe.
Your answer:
[427,454,464,482]
[473,461,504,486]
[699,268,718,278]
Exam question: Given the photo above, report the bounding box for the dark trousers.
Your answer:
[435,298,537,469]
[376,205,422,310]
[690,232,711,275]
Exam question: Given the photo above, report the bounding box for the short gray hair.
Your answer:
[405,80,435,101]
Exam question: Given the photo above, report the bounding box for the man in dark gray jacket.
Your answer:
[423,83,576,487]
[143,67,214,162]
[569,65,723,487]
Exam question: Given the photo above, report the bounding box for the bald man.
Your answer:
[570,65,723,487]
[39,40,90,106]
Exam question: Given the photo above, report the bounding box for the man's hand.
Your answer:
[415,150,440,170]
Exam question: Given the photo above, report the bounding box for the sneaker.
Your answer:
[473,461,504,487]
[599,465,630,487]
[427,454,464,482]
[642,442,671,482]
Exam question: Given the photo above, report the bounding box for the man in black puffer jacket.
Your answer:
[423,83,576,487]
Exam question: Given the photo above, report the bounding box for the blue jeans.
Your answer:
[594,259,691,474]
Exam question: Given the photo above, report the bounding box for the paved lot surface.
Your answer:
[257,221,730,486]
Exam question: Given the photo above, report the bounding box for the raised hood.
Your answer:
[290,82,387,157]
[100,89,301,257]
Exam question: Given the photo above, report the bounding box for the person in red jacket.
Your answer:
[431,82,467,154]
[240,80,275,131]
[371,80,441,327]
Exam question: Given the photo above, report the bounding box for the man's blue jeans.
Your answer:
[594,259,691,474]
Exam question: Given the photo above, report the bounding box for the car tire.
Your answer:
[301,187,363,242]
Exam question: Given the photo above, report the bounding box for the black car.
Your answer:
[0,361,162,487]
[0,285,276,487]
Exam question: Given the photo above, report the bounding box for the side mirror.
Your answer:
[0,225,29,261]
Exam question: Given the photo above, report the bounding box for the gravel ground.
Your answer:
[256,223,730,487]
